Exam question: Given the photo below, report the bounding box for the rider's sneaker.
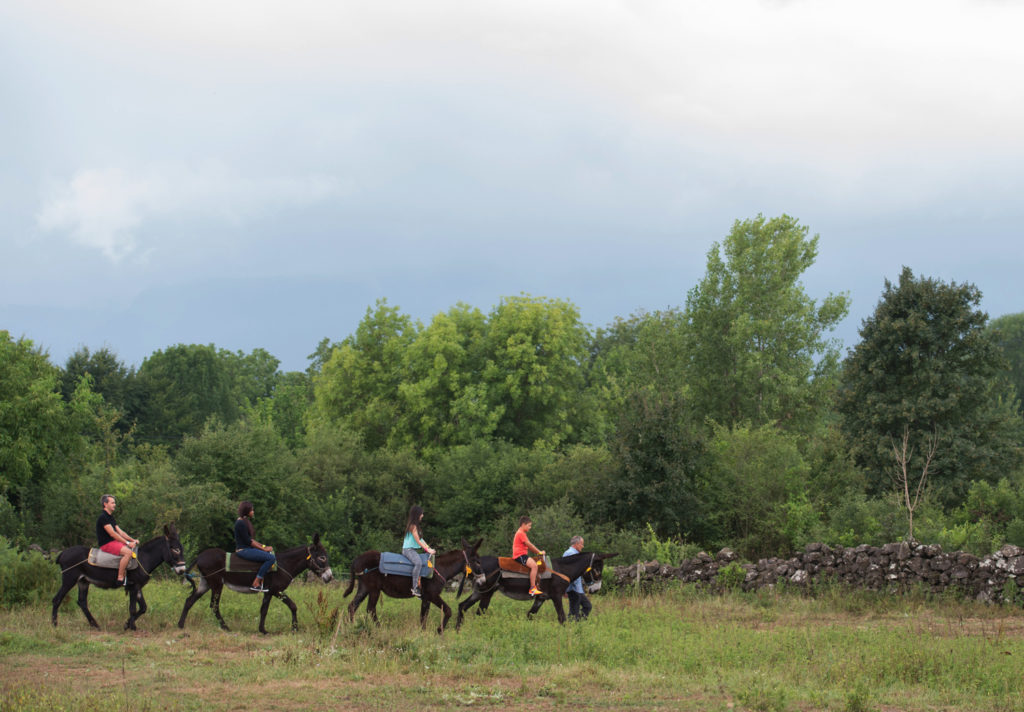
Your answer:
[411,587,421,597]
[529,586,543,596]
[250,584,267,592]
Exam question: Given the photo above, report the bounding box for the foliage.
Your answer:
[838,267,1024,506]
[608,388,710,538]
[174,419,309,548]
[988,311,1024,415]
[0,332,74,504]
[705,423,815,558]
[682,214,849,432]
[59,346,138,429]
[639,523,698,565]
[0,536,53,606]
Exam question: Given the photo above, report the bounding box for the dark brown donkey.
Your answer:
[343,538,483,634]
[52,524,186,630]
[177,533,332,634]
[455,551,616,628]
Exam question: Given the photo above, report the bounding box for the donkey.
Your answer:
[52,524,186,630]
[178,533,332,634]
[343,538,483,634]
[455,551,616,628]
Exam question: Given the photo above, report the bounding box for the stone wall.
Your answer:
[612,542,1024,603]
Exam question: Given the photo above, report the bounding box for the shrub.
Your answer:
[640,523,698,566]
[716,561,746,592]
[0,537,53,607]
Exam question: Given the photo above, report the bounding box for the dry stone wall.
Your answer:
[612,542,1024,603]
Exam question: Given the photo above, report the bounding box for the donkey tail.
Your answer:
[342,573,355,598]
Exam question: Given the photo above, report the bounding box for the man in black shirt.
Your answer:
[97,495,138,585]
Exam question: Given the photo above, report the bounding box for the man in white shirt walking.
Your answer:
[563,535,592,621]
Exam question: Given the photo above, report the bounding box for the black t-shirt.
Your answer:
[234,518,254,550]
[97,511,117,547]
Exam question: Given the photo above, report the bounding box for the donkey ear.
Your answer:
[474,537,483,551]
[599,552,618,560]
[164,525,170,536]
[313,532,320,546]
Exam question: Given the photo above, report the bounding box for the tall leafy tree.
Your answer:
[988,312,1024,415]
[683,214,849,431]
[396,303,496,452]
[0,333,73,501]
[59,346,136,410]
[838,267,1023,504]
[482,294,591,448]
[311,299,419,450]
[133,344,248,447]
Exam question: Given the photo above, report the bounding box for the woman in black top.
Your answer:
[234,501,275,592]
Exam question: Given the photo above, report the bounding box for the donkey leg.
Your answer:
[437,597,452,635]
[526,597,545,619]
[419,596,432,629]
[275,592,299,631]
[125,586,139,631]
[51,577,77,627]
[76,580,99,628]
[366,590,381,625]
[125,587,147,631]
[550,586,567,624]
[177,578,209,629]
[347,586,368,622]
[455,592,479,630]
[210,587,230,631]
[258,591,273,635]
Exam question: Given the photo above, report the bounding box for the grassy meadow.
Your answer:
[1,577,1023,711]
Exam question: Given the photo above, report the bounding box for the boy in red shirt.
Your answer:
[513,516,546,596]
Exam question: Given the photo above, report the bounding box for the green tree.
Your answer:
[482,294,591,448]
[133,344,243,446]
[173,419,309,547]
[989,312,1024,415]
[683,214,849,431]
[608,389,711,539]
[247,370,312,450]
[59,346,136,412]
[586,309,687,439]
[395,303,497,452]
[312,299,419,450]
[705,423,815,558]
[0,332,75,512]
[838,267,1024,505]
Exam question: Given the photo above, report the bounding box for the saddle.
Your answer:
[498,556,553,579]
[88,548,139,571]
[227,552,278,574]
[378,552,434,579]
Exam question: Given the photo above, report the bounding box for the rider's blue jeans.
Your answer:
[236,547,275,580]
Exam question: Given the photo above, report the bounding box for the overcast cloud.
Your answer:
[2,0,1022,371]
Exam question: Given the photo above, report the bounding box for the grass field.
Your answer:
[1,577,1023,711]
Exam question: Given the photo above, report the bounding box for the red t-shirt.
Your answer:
[512,529,530,558]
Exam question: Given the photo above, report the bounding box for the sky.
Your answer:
[2,0,1022,373]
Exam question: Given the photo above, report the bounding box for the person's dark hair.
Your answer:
[406,505,424,532]
[519,515,532,526]
[100,494,114,507]
[238,501,255,538]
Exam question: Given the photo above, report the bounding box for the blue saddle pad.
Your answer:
[379,551,434,578]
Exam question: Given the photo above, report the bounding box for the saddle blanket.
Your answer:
[87,548,139,570]
[226,552,278,573]
[379,551,435,578]
[497,556,552,579]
